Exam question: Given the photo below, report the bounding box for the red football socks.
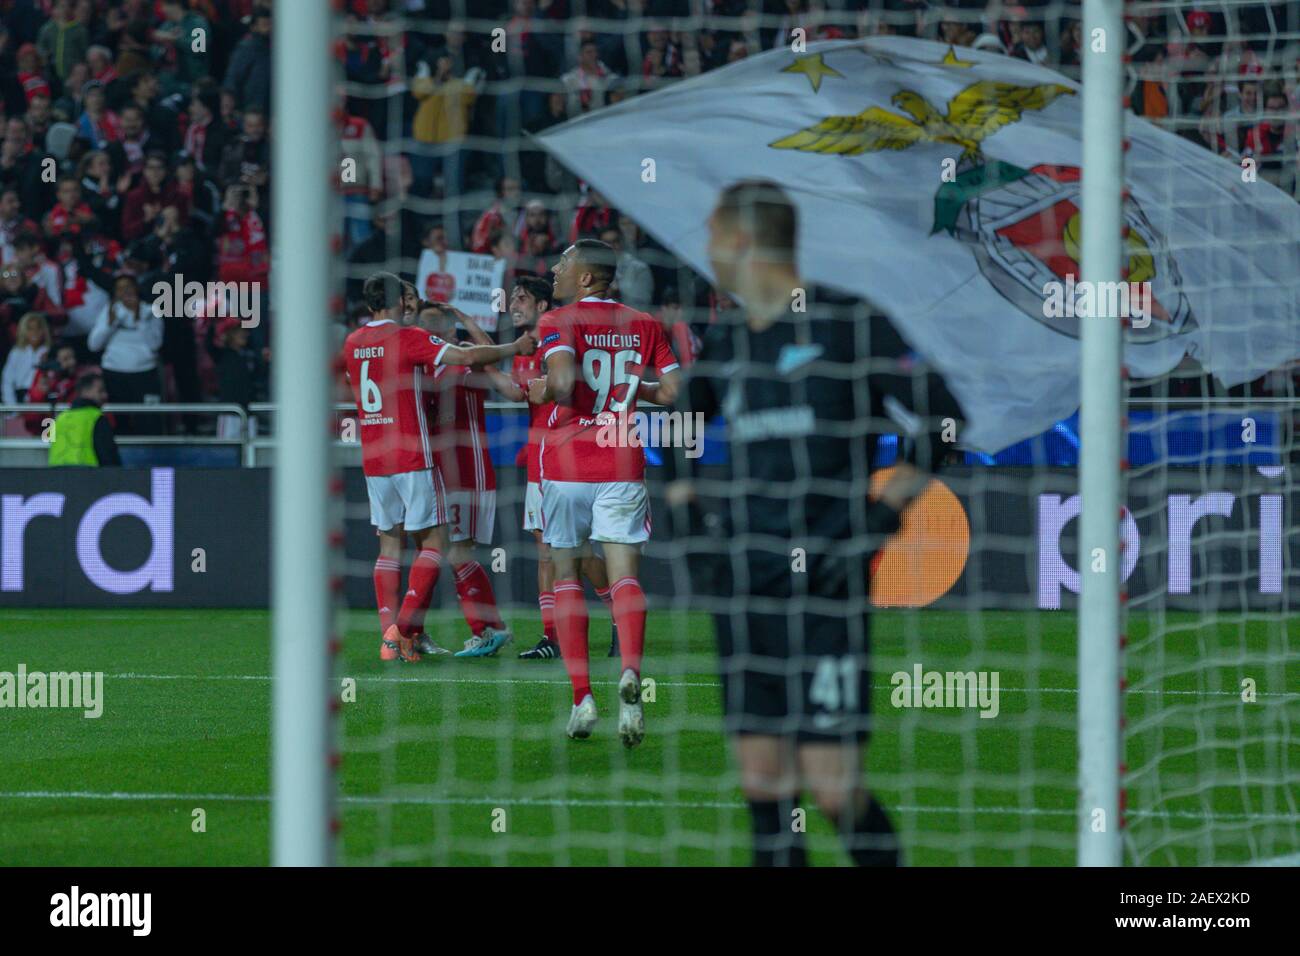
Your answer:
[553,579,591,704]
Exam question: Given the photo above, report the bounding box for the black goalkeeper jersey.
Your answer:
[677,286,964,602]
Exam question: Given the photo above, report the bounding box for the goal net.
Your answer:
[305,0,1300,866]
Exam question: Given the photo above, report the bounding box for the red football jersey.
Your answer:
[511,351,551,484]
[430,364,496,492]
[536,298,679,483]
[342,319,452,476]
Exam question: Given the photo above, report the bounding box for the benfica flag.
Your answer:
[537,36,1300,452]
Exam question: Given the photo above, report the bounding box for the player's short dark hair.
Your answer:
[571,238,617,285]
[714,179,798,258]
[363,272,403,313]
[513,274,553,310]
[76,371,103,394]
[13,230,41,250]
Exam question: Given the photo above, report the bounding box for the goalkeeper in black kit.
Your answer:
[667,180,966,866]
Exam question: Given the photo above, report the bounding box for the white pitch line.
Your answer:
[105,672,722,689]
[98,672,1299,699]
[0,789,1292,824]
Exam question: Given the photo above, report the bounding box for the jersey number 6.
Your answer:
[360,359,383,413]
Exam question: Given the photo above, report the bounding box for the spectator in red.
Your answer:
[23,340,89,434]
[1224,80,1262,156]
[122,152,186,241]
[76,81,123,149]
[183,80,228,172]
[1244,81,1296,192]
[470,176,522,253]
[642,26,684,88]
[561,38,617,115]
[29,342,85,407]
[215,183,268,287]
[43,176,97,241]
[16,44,52,105]
[569,186,615,242]
[56,227,118,344]
[10,232,64,321]
[87,45,119,85]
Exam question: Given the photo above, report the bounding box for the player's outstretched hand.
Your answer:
[515,334,537,356]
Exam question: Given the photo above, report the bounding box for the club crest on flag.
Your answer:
[771,79,1195,342]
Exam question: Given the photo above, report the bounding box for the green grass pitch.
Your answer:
[0,607,1295,865]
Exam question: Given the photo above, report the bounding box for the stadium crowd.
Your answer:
[1,0,1298,437]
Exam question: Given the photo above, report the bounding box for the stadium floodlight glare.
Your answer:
[270,4,334,867]
[1077,0,1125,867]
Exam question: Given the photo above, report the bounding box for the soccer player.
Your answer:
[411,301,515,657]
[489,276,622,661]
[342,271,535,662]
[529,240,682,746]
[669,181,964,865]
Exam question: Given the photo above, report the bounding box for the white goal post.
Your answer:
[1077,0,1125,867]
[270,0,335,868]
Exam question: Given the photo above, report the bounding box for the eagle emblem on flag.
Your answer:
[770,80,1196,342]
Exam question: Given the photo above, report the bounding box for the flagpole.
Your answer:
[1078,0,1125,867]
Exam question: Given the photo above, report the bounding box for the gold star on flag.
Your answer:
[941,46,976,68]
[781,52,844,92]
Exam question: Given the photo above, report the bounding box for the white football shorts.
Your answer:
[446,489,496,544]
[540,479,650,550]
[365,468,446,532]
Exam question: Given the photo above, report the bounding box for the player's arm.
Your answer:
[460,363,521,399]
[529,347,574,404]
[635,366,682,406]
[446,307,496,347]
[443,306,531,398]
[439,334,535,368]
[638,322,683,406]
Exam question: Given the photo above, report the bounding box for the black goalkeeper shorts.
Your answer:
[713,605,872,744]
